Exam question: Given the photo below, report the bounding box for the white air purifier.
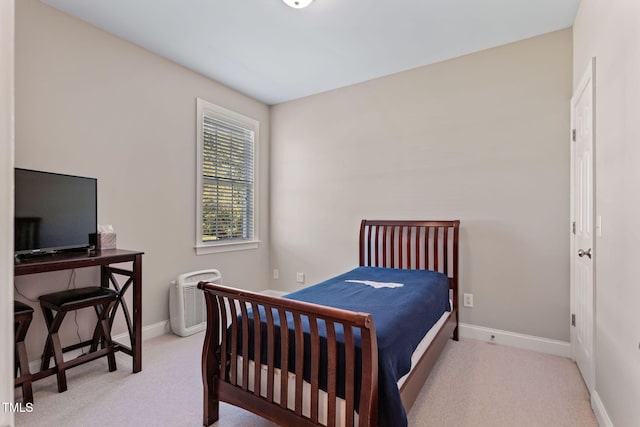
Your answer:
[169,269,221,337]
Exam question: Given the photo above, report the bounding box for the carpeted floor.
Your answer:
[14,333,598,427]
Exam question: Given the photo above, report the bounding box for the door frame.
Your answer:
[0,0,15,423]
[570,57,596,393]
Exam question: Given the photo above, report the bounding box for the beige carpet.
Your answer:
[15,333,598,427]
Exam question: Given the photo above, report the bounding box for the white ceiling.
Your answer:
[41,0,580,105]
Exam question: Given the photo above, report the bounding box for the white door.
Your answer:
[570,58,595,393]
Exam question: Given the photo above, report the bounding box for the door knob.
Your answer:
[577,248,592,259]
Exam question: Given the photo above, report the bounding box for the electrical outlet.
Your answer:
[296,272,305,283]
[273,269,279,279]
[463,293,473,307]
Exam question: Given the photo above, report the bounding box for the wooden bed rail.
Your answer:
[197,282,379,427]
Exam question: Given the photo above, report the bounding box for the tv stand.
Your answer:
[15,246,95,263]
[15,251,55,263]
[15,249,144,374]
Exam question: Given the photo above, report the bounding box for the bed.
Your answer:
[197,219,460,427]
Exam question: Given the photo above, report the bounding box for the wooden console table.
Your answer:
[15,249,144,374]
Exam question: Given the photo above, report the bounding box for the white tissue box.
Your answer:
[97,232,117,250]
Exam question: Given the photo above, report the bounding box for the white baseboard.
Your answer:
[112,320,170,347]
[27,320,170,373]
[592,390,613,427]
[259,289,287,297]
[459,323,571,358]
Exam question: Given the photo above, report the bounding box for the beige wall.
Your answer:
[14,0,270,360]
[270,29,573,342]
[573,1,640,426]
[1,0,15,422]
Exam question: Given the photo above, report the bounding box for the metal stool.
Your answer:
[39,287,118,392]
[14,301,34,404]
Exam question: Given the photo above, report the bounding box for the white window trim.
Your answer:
[195,98,259,255]
[195,240,260,255]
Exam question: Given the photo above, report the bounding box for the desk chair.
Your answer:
[39,287,118,392]
[15,301,34,404]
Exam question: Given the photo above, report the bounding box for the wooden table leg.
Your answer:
[133,254,142,373]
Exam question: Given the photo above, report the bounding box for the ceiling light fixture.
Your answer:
[282,0,313,9]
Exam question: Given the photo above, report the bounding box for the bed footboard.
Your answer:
[197,282,379,427]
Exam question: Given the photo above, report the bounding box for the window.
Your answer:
[196,99,258,254]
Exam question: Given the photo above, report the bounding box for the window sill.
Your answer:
[195,240,260,255]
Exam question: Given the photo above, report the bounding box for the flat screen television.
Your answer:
[14,168,97,256]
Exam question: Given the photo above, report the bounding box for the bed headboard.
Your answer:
[359,219,460,281]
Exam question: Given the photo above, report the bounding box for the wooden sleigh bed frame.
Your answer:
[197,219,460,426]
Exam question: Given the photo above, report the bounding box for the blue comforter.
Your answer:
[283,266,450,427]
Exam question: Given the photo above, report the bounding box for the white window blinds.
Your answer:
[198,100,256,244]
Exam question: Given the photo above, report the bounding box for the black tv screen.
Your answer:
[14,168,97,255]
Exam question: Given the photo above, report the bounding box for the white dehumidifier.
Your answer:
[169,269,221,337]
